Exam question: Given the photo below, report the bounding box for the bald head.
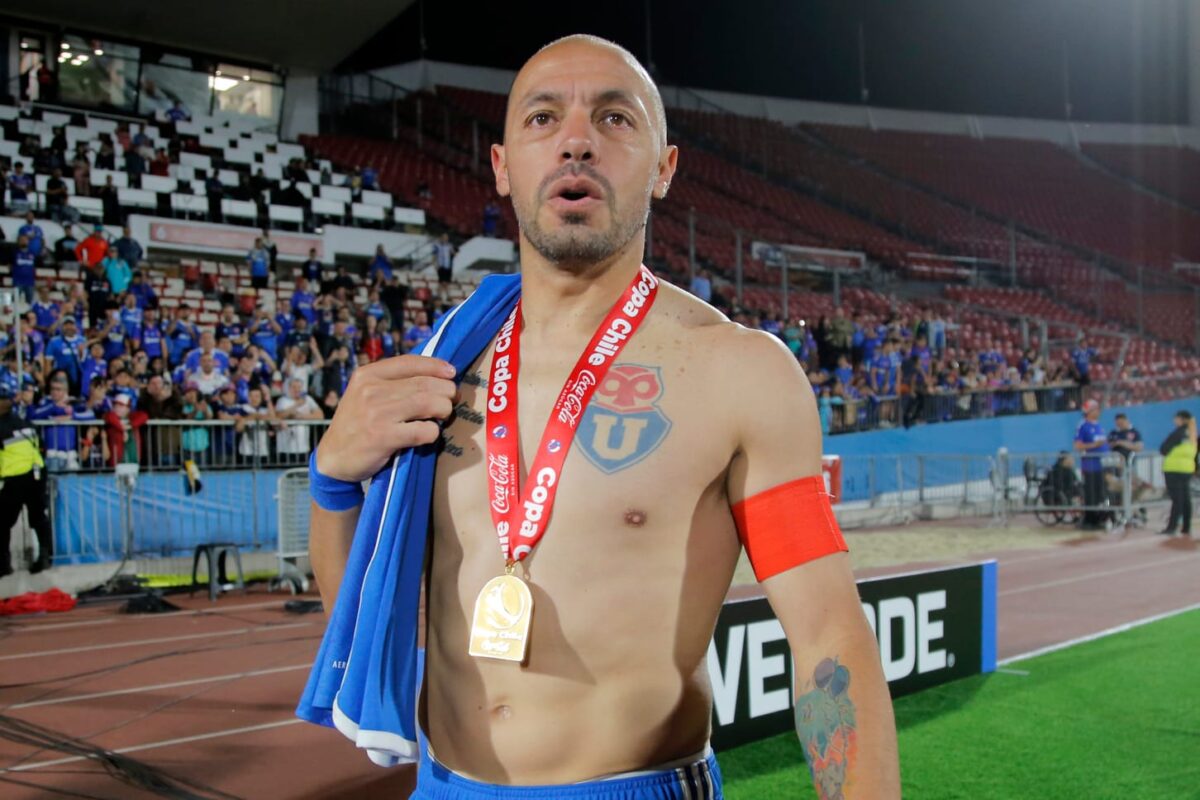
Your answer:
[494,34,678,272]
[507,34,668,149]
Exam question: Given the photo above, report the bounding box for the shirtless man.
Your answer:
[311,34,899,799]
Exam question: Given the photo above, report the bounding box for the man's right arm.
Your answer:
[310,504,360,615]
[308,354,457,618]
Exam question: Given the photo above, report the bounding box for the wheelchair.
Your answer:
[1023,457,1083,527]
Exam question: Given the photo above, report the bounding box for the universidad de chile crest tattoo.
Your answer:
[575,364,671,474]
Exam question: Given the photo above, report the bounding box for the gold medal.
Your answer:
[468,568,533,663]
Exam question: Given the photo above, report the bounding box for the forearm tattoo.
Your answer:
[795,657,857,800]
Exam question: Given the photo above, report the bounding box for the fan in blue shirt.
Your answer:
[1074,412,1109,473]
[1071,339,1098,381]
[32,291,60,330]
[140,309,165,360]
[81,343,109,395]
[119,296,144,340]
[11,240,37,296]
[44,319,86,388]
[290,280,316,324]
[17,213,45,257]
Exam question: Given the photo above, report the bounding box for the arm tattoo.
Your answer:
[461,371,487,388]
[795,656,857,800]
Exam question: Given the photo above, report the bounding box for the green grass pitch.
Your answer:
[720,609,1200,799]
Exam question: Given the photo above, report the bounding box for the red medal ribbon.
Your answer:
[486,265,659,564]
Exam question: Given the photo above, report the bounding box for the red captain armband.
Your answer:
[732,476,848,582]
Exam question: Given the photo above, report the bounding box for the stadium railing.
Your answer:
[825,384,1083,434]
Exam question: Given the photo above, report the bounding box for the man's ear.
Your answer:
[652,144,679,199]
[492,144,510,198]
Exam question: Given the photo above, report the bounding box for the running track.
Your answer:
[1,528,1196,799]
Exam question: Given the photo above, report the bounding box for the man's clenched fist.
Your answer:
[315,355,457,483]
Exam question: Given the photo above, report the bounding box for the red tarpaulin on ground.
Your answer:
[0,588,77,615]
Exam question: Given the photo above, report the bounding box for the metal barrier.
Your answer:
[994,449,1171,530]
[27,419,1186,567]
[273,468,311,593]
[825,384,1083,434]
[34,419,332,474]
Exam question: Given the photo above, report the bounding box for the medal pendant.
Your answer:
[468,573,533,663]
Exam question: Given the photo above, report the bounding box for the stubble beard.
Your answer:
[515,179,650,272]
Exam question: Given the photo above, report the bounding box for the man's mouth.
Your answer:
[546,176,605,210]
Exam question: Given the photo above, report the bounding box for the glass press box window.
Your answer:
[139,53,212,118]
[57,35,140,111]
[212,64,283,130]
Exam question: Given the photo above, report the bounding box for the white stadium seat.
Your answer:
[67,195,103,221]
[351,202,385,225]
[221,198,258,222]
[225,148,255,166]
[393,207,427,227]
[118,187,158,210]
[311,196,344,216]
[91,168,129,189]
[180,152,212,171]
[319,185,352,204]
[268,204,304,228]
[141,174,178,194]
[361,189,393,209]
[171,193,209,218]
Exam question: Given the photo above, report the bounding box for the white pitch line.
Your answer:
[8,600,294,633]
[998,553,1199,596]
[998,602,1200,666]
[7,664,312,710]
[0,622,315,661]
[2,718,306,772]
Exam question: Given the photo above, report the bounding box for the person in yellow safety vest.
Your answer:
[1159,409,1197,536]
[0,382,53,576]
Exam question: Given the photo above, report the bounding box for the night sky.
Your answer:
[342,0,1191,125]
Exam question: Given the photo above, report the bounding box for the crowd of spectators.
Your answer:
[0,116,382,233]
[0,224,456,472]
[722,301,1087,432]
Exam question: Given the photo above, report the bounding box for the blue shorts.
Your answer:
[412,748,723,799]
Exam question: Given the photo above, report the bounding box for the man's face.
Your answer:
[200,354,214,373]
[147,376,163,395]
[1116,417,1130,431]
[494,39,676,270]
[50,383,67,401]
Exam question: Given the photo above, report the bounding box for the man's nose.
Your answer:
[559,111,595,163]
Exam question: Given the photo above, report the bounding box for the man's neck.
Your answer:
[517,247,644,344]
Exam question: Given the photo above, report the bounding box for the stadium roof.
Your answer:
[5,0,412,71]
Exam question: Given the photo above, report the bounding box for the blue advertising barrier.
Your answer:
[52,469,288,565]
[829,397,1198,459]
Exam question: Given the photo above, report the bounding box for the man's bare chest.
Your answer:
[432,344,733,548]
